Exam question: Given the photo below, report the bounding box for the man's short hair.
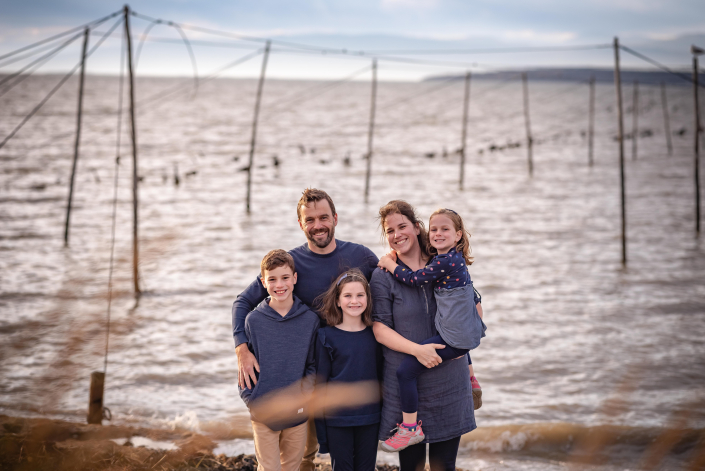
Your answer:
[296,188,336,221]
[260,249,296,278]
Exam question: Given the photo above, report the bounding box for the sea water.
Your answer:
[1,74,704,469]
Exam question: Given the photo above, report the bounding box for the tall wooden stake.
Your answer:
[459,71,471,190]
[87,371,105,425]
[660,82,673,157]
[364,59,377,203]
[693,55,701,236]
[64,27,89,246]
[632,80,639,161]
[588,76,595,166]
[522,72,533,176]
[614,37,627,265]
[124,5,140,294]
[245,41,270,214]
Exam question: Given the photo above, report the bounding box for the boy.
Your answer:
[239,249,320,471]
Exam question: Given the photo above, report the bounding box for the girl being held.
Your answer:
[377,208,486,452]
[314,269,383,471]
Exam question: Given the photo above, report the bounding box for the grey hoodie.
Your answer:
[238,295,320,430]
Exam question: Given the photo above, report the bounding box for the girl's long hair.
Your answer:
[316,268,373,327]
[428,208,474,265]
[377,200,429,258]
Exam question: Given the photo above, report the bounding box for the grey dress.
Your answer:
[371,266,476,443]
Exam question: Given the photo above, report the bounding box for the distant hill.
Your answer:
[426,68,698,86]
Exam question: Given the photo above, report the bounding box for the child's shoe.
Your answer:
[471,376,482,410]
[380,421,424,452]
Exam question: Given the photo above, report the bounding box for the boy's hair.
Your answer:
[428,208,474,265]
[297,188,337,221]
[316,269,373,327]
[260,249,296,278]
[377,200,430,258]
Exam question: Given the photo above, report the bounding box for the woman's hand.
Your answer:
[413,343,445,368]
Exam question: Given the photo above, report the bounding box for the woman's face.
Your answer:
[383,213,420,256]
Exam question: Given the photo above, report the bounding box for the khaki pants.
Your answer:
[251,420,308,471]
[300,417,318,471]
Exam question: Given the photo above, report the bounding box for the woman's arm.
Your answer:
[372,321,444,368]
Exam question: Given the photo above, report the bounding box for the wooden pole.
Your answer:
[364,59,377,203]
[693,55,701,236]
[459,71,471,190]
[245,40,270,214]
[64,27,89,246]
[87,371,105,424]
[614,37,627,265]
[588,75,595,166]
[124,5,140,294]
[632,80,639,161]
[522,72,533,176]
[660,82,673,157]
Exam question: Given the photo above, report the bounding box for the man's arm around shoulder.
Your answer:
[232,277,267,389]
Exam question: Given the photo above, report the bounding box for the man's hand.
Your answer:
[236,343,260,389]
[413,343,445,368]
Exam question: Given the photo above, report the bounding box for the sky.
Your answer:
[1,0,704,81]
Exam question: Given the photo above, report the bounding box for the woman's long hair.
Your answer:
[427,208,474,265]
[377,200,429,258]
[316,268,373,327]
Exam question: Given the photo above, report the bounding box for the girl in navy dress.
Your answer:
[314,268,383,471]
[377,208,486,452]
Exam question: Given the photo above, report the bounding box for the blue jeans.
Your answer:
[399,436,461,471]
[396,334,470,413]
[327,423,379,471]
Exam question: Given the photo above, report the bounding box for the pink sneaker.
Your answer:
[380,421,424,453]
[471,376,482,410]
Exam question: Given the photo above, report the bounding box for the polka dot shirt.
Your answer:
[392,247,470,291]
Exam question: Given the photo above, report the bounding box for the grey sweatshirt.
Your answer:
[238,295,320,430]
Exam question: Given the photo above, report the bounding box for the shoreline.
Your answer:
[2,413,704,470]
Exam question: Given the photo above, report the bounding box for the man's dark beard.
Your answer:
[306,227,335,249]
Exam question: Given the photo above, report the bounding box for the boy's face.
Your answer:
[261,265,297,303]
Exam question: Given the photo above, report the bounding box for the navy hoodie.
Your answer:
[238,295,320,430]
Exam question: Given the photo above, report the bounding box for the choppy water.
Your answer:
[1,74,704,469]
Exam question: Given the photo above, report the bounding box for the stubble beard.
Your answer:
[307,227,335,249]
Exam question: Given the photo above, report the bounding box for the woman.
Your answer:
[371,200,476,471]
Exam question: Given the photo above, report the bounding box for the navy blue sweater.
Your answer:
[232,240,378,347]
[314,326,383,454]
[238,295,320,431]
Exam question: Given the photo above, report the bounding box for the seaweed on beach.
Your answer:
[0,414,406,471]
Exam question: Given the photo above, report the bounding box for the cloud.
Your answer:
[381,0,440,10]
[502,29,576,43]
[591,0,666,12]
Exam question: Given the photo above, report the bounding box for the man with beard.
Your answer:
[232,188,378,471]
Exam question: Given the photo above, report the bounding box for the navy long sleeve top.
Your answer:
[232,240,379,347]
[314,326,383,454]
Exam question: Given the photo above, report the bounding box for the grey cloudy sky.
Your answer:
[1,0,704,80]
